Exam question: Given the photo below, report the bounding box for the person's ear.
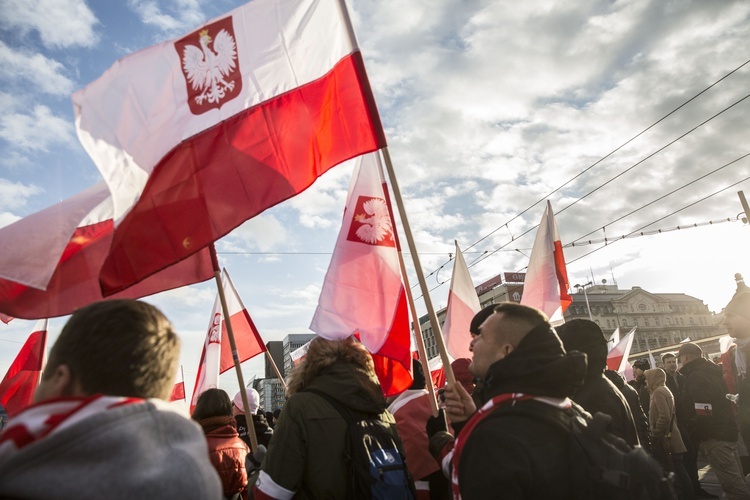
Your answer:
[34,364,77,403]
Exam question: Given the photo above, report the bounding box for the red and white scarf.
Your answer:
[0,394,143,467]
[450,393,572,499]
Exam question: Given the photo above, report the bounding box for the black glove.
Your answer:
[426,408,449,439]
[246,444,267,472]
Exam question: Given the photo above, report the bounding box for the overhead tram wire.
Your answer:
[465,91,750,271]
[568,152,750,244]
[413,57,750,286]
[566,174,750,265]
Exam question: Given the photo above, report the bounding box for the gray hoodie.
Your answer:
[0,398,222,500]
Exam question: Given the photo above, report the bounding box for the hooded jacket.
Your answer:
[456,323,587,499]
[0,397,222,500]
[556,319,639,447]
[255,359,405,499]
[679,357,738,443]
[644,369,687,454]
[199,415,250,498]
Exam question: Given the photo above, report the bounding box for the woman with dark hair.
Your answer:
[193,388,250,500]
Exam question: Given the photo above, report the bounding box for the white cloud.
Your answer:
[0,211,21,229]
[0,178,42,211]
[0,41,75,95]
[222,213,289,253]
[0,105,74,151]
[127,0,204,36]
[0,0,99,48]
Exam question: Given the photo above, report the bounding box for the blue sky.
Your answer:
[1,0,749,402]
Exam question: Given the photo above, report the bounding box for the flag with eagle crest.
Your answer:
[310,152,412,396]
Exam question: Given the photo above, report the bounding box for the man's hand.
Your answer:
[443,382,477,424]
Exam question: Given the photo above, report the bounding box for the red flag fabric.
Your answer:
[0,319,47,417]
[190,269,266,413]
[71,0,386,296]
[219,270,266,373]
[442,241,481,360]
[0,183,213,320]
[0,313,13,324]
[310,152,412,396]
[607,327,637,373]
[519,201,571,326]
[169,382,186,402]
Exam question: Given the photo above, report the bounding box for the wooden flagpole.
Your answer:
[265,350,287,390]
[379,148,456,388]
[376,157,439,415]
[209,244,259,451]
[180,365,187,402]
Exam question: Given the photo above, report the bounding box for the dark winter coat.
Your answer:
[456,323,587,499]
[235,413,273,450]
[605,369,652,451]
[258,360,405,499]
[679,357,738,444]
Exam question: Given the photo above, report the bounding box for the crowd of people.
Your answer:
[1,291,750,499]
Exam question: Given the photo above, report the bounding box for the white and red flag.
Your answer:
[519,201,571,326]
[310,152,412,396]
[190,269,266,413]
[607,327,637,374]
[72,0,386,296]
[442,242,480,360]
[0,182,213,320]
[190,294,223,413]
[0,319,47,417]
[170,381,186,402]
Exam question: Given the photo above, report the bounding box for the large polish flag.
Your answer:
[0,183,213,320]
[0,319,47,417]
[310,152,412,396]
[607,327,637,374]
[519,201,571,326]
[190,269,266,412]
[72,0,386,296]
[442,242,480,360]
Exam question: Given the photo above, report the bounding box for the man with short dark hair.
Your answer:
[631,358,652,414]
[0,299,222,500]
[429,302,588,498]
[679,342,750,500]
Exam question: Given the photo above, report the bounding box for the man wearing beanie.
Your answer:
[556,319,639,447]
[679,342,750,499]
[723,292,750,457]
[233,388,273,449]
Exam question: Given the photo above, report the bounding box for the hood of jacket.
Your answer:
[555,319,608,377]
[480,323,587,402]
[644,368,666,394]
[306,360,387,415]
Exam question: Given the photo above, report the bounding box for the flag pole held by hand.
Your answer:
[210,244,259,452]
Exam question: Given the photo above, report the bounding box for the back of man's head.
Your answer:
[42,299,179,401]
[490,302,550,346]
[555,319,607,374]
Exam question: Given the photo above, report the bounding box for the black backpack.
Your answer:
[306,389,417,500]
[492,400,676,500]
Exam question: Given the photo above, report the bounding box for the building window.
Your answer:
[634,319,639,327]
[644,319,650,327]
[622,319,628,326]
[655,318,660,326]
[607,319,611,328]
[638,303,647,311]
[689,317,695,325]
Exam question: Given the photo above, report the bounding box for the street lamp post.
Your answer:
[575,282,594,321]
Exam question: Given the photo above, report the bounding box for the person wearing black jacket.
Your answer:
[678,342,750,500]
[429,303,587,499]
[557,319,640,447]
[605,369,652,452]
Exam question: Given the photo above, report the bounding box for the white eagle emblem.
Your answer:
[354,198,394,244]
[182,28,237,106]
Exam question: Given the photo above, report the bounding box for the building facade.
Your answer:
[265,340,285,379]
[255,377,286,412]
[419,272,725,363]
